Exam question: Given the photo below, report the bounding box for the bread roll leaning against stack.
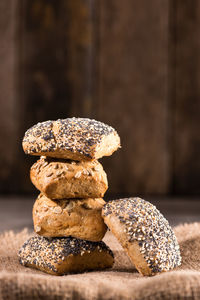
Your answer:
[102,197,182,276]
[19,117,120,275]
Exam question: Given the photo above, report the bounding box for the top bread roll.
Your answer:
[22,118,120,161]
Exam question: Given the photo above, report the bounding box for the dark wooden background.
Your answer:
[0,0,200,197]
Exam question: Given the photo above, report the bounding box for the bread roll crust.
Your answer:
[22,118,120,160]
[18,235,114,275]
[33,194,107,241]
[30,157,108,199]
[102,197,182,276]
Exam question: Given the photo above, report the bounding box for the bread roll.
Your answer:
[33,194,107,241]
[102,197,181,276]
[23,118,120,161]
[30,157,108,199]
[19,235,114,275]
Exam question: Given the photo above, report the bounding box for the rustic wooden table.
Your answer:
[0,196,199,233]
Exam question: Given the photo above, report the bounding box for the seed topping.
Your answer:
[18,235,114,274]
[23,118,119,158]
[102,197,181,274]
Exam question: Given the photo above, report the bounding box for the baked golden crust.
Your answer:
[18,235,114,275]
[102,197,182,276]
[30,157,108,199]
[33,194,107,241]
[22,118,120,161]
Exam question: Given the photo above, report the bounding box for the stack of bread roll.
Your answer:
[19,117,182,277]
[19,118,120,275]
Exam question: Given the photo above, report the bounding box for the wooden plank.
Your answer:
[0,0,19,192]
[19,0,96,125]
[173,0,200,193]
[98,0,171,195]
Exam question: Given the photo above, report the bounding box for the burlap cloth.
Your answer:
[0,223,200,299]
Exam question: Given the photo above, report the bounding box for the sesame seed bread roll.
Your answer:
[22,118,120,161]
[19,235,114,275]
[33,194,107,242]
[102,197,181,276]
[30,157,108,199]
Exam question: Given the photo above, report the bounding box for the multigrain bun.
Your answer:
[33,194,107,241]
[30,157,108,199]
[22,118,120,161]
[102,197,181,276]
[18,235,114,275]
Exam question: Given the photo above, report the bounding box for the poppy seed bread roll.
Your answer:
[18,235,114,275]
[30,157,108,199]
[33,194,107,241]
[22,118,120,161]
[102,197,181,276]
